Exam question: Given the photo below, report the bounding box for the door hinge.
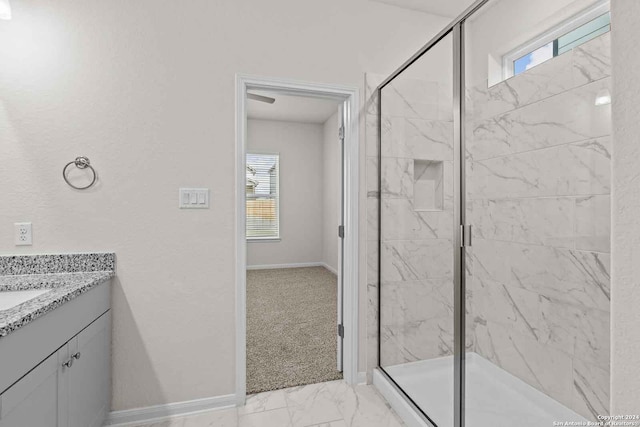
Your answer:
[338,225,344,238]
[338,324,344,338]
[338,126,345,140]
[460,224,473,247]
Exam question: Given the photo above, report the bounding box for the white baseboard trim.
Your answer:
[246,262,339,276]
[357,371,367,384]
[321,262,338,275]
[104,394,235,426]
[246,262,324,270]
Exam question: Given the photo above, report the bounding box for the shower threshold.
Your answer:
[376,352,588,427]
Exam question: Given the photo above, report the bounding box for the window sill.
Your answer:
[247,237,281,243]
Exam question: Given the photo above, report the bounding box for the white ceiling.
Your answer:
[247,90,341,124]
[371,0,475,18]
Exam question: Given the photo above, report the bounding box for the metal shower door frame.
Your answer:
[376,1,490,426]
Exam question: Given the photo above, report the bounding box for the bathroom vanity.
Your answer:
[0,254,115,427]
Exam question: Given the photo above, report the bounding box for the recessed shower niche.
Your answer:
[413,159,443,211]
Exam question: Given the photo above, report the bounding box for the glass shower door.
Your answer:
[379,31,457,427]
[463,1,611,425]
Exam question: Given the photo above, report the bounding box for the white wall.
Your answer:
[247,114,341,274]
[611,0,640,413]
[0,0,450,411]
[247,119,324,267]
[322,112,341,273]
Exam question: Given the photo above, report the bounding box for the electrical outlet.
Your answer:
[14,222,32,246]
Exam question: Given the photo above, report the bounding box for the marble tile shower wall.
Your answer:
[366,31,611,418]
[365,73,384,382]
[373,72,456,369]
[466,32,611,420]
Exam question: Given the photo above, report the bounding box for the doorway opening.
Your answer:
[235,75,359,403]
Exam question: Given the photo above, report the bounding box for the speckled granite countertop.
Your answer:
[0,253,115,339]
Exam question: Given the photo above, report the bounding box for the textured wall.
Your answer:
[247,119,324,267]
[610,0,640,414]
[0,0,449,411]
[466,33,611,419]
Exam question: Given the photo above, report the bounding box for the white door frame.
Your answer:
[235,74,360,404]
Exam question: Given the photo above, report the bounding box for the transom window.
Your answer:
[504,3,610,79]
[246,153,280,240]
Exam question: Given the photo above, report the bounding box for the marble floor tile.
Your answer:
[136,420,176,427]
[238,408,292,427]
[132,408,239,427]
[239,389,287,415]
[132,380,405,427]
[284,381,343,427]
[183,409,239,427]
[308,421,348,427]
[332,382,404,427]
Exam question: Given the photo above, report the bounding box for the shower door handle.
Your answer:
[460,224,472,247]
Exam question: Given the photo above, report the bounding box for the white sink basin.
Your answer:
[0,289,51,311]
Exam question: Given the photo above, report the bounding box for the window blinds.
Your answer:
[246,153,280,239]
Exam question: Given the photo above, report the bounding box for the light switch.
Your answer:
[179,188,209,209]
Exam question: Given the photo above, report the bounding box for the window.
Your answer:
[246,153,279,239]
[504,3,610,79]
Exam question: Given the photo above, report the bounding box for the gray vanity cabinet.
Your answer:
[60,311,111,427]
[0,349,60,427]
[0,311,111,427]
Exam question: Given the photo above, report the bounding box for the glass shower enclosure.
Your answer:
[377,0,611,426]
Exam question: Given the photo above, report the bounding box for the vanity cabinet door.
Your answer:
[65,311,111,427]
[0,347,62,427]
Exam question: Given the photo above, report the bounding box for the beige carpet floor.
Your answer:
[246,266,343,394]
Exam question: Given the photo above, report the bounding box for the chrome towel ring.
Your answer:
[63,156,97,190]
